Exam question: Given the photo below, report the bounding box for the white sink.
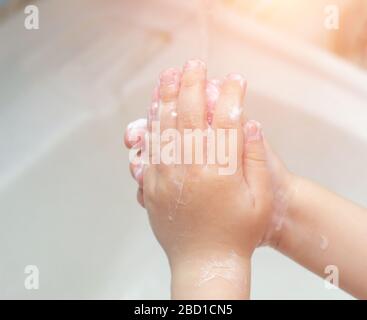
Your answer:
[1,0,366,299]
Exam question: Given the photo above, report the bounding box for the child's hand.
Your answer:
[126,61,367,300]
[125,60,291,298]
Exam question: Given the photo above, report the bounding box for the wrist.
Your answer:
[267,172,302,249]
[169,248,251,299]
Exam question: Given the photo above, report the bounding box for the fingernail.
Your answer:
[184,59,206,70]
[159,68,180,86]
[227,73,246,88]
[245,120,262,142]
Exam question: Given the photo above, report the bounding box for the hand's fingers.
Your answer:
[243,120,271,209]
[206,78,221,125]
[212,74,246,175]
[151,68,182,170]
[177,59,207,132]
[212,73,246,130]
[148,86,159,132]
[158,67,181,132]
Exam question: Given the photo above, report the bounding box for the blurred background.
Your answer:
[0,0,366,299]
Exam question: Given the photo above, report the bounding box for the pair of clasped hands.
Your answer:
[124,60,367,299]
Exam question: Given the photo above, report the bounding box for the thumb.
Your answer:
[243,120,270,199]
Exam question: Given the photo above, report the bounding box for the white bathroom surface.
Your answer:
[1,0,367,299]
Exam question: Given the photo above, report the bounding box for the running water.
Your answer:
[197,0,212,63]
[196,0,273,63]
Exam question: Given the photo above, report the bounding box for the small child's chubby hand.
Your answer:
[125,60,293,298]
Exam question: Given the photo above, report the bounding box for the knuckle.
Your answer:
[181,72,205,88]
[245,150,267,165]
[221,81,241,95]
[214,112,237,128]
[160,86,178,102]
[182,109,202,128]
